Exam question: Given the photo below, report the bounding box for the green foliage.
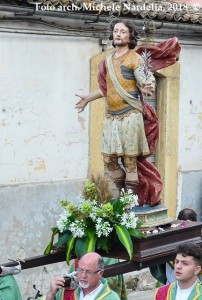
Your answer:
[44,227,59,255]
[156,281,163,288]
[82,180,97,201]
[114,224,133,260]
[44,178,143,264]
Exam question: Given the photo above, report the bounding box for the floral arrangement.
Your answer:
[44,176,143,264]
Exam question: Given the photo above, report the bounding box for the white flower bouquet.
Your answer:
[44,178,142,263]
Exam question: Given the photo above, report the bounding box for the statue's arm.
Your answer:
[75,89,104,113]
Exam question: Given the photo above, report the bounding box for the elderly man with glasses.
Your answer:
[38,252,120,300]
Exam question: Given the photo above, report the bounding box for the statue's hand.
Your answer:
[75,94,89,113]
[138,83,155,97]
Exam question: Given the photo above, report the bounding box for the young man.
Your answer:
[75,19,155,197]
[150,209,201,284]
[38,252,120,300]
[155,243,202,300]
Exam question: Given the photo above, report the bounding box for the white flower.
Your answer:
[56,219,66,232]
[56,209,72,232]
[69,220,86,238]
[89,212,97,222]
[171,223,179,228]
[96,217,102,224]
[120,212,138,229]
[119,190,139,207]
[95,220,113,237]
[89,206,100,222]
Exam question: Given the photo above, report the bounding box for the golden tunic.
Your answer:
[106,50,142,114]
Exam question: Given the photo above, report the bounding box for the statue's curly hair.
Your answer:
[109,19,138,49]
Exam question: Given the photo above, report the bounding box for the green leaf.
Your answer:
[86,230,97,253]
[97,236,110,253]
[54,231,72,249]
[66,235,76,264]
[44,227,59,255]
[136,221,143,228]
[75,238,87,258]
[114,224,133,260]
[128,228,144,238]
[110,199,124,214]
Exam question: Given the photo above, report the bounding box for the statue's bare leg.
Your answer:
[124,156,139,195]
[103,154,126,193]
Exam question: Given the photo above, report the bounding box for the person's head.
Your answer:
[109,19,138,49]
[174,243,202,287]
[77,252,104,293]
[177,208,197,221]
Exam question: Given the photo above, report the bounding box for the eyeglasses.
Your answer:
[76,268,101,276]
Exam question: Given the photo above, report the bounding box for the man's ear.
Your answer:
[100,269,104,277]
[195,265,201,275]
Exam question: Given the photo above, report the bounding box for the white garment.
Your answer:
[166,263,176,284]
[175,280,198,300]
[79,282,103,300]
[101,111,149,156]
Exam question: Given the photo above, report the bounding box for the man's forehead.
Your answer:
[176,253,195,262]
[79,256,98,266]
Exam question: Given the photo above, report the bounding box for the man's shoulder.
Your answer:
[125,50,141,70]
[0,274,18,285]
[108,289,121,299]
[99,279,120,300]
[196,280,202,291]
[155,283,174,300]
[105,49,140,59]
[101,288,120,300]
[121,49,140,61]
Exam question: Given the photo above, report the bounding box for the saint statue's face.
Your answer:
[113,22,130,47]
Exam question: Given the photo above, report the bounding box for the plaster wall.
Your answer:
[177,45,202,218]
[0,31,101,298]
[178,45,202,171]
[0,33,101,184]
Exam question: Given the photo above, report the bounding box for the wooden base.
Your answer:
[107,220,202,264]
[1,222,201,277]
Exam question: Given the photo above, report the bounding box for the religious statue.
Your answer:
[75,19,181,206]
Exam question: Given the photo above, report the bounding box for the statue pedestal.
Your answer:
[132,205,173,228]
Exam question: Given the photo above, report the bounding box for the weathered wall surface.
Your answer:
[0,29,101,298]
[177,45,202,220]
[0,33,100,183]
